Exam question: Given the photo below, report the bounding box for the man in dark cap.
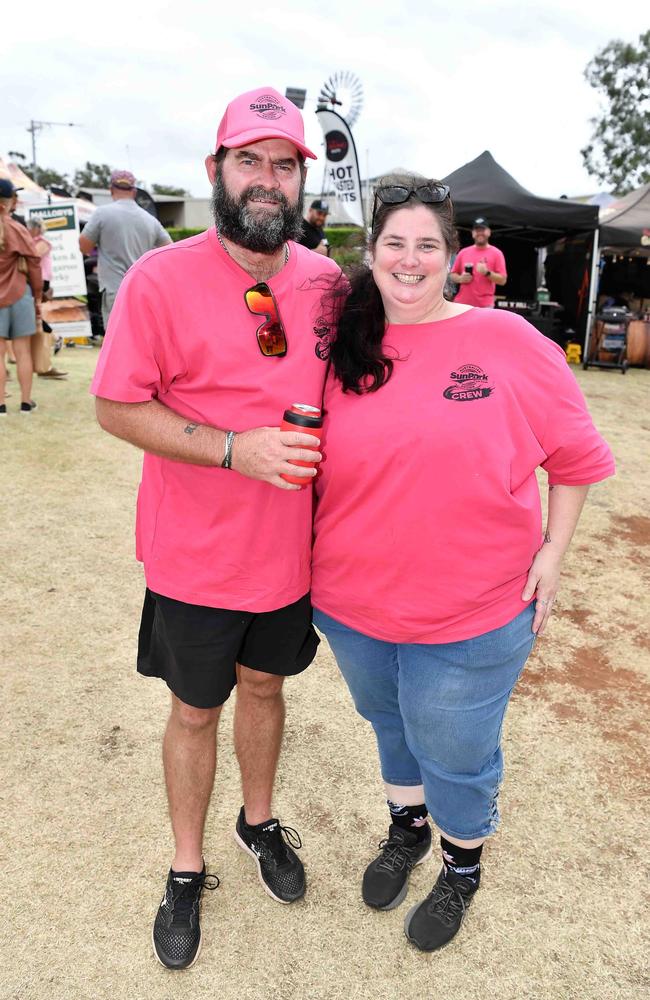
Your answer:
[79,169,171,328]
[297,198,330,255]
[450,217,507,308]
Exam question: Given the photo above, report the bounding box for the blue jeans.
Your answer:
[313,605,536,840]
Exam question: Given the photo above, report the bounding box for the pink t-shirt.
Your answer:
[311,308,615,643]
[451,244,507,307]
[91,229,340,611]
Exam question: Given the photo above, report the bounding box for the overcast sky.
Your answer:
[2,1,648,200]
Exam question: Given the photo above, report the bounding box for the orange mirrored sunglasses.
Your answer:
[244,282,288,357]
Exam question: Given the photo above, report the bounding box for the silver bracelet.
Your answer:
[221,430,236,470]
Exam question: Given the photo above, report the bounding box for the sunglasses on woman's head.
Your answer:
[371,182,450,229]
[244,282,288,357]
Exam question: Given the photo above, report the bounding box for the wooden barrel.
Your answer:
[589,320,604,361]
[627,321,650,367]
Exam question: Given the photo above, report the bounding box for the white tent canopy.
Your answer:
[0,157,96,223]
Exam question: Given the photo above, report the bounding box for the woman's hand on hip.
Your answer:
[521,545,563,635]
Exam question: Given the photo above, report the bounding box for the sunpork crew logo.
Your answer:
[443,364,494,402]
[325,130,348,162]
[249,95,286,121]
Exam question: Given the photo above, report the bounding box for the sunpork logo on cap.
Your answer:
[249,94,286,120]
[443,364,494,402]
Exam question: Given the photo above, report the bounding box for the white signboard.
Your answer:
[26,202,87,298]
[316,108,365,228]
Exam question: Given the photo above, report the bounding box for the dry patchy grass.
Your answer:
[1,350,648,1000]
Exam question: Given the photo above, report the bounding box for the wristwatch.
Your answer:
[485,269,492,278]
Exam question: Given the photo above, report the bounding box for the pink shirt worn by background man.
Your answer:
[91,229,339,611]
[451,244,507,307]
[311,308,615,644]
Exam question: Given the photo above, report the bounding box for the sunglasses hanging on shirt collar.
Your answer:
[244,282,288,358]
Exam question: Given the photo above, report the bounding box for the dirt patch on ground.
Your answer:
[618,514,650,546]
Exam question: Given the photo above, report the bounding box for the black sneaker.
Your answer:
[20,401,37,413]
[404,867,478,951]
[0,404,6,416]
[234,807,305,903]
[152,866,219,970]
[362,822,432,910]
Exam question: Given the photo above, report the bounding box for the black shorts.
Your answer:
[137,589,319,709]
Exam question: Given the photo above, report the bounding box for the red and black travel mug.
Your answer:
[280,403,323,486]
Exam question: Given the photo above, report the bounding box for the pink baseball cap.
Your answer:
[110,169,136,190]
[216,86,317,160]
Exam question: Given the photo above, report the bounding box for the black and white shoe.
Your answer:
[404,867,478,951]
[234,807,305,903]
[152,866,219,970]
[362,822,432,910]
[20,400,37,413]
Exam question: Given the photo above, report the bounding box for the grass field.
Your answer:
[1,347,648,1000]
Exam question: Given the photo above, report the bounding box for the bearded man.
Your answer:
[91,87,340,970]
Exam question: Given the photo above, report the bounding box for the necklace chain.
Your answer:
[216,228,289,267]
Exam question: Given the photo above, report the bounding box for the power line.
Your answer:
[27,120,82,185]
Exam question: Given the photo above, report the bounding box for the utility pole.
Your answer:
[26,119,82,185]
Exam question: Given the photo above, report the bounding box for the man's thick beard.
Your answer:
[211,168,305,254]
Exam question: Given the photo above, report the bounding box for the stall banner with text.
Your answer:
[26,203,87,298]
[316,108,364,228]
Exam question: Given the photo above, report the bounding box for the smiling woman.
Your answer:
[371,202,456,323]
[311,170,615,954]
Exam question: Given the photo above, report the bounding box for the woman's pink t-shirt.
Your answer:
[311,308,615,643]
[91,230,339,611]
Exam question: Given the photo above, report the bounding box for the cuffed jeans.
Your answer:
[313,604,536,840]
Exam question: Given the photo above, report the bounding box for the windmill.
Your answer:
[318,71,364,128]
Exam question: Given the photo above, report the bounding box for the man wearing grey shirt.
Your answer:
[79,169,171,328]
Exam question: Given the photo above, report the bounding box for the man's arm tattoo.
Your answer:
[183,422,199,435]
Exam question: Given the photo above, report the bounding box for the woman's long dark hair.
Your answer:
[329,172,458,394]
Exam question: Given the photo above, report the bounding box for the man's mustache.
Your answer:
[243,186,289,206]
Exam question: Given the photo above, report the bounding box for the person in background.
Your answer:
[0,179,42,414]
[450,216,507,307]
[9,186,27,228]
[91,86,340,971]
[79,169,172,329]
[297,198,330,255]
[311,174,614,953]
[27,217,67,380]
[3,186,27,371]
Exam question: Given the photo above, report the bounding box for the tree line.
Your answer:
[7,153,189,198]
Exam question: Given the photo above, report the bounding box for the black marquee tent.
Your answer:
[442,151,599,340]
[443,151,599,243]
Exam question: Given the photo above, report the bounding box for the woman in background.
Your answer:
[0,179,42,414]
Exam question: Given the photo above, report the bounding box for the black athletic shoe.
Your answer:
[404,867,478,951]
[20,400,37,413]
[362,822,432,910]
[152,866,219,970]
[234,807,305,903]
